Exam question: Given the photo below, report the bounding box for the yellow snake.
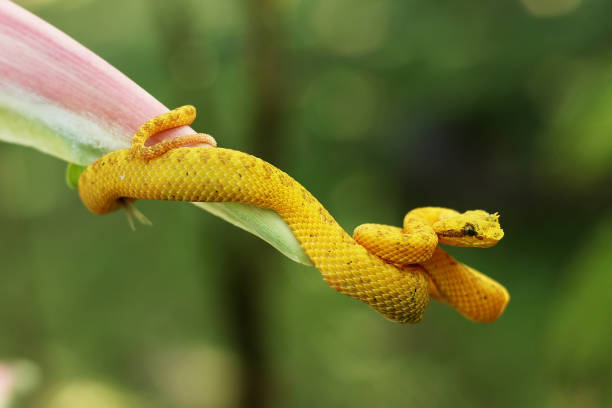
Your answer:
[78,106,509,324]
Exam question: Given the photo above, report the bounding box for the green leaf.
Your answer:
[65,163,87,190]
[194,202,313,266]
[0,1,313,267]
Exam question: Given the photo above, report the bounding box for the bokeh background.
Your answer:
[1,0,612,406]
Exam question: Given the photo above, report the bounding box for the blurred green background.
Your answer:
[1,0,612,406]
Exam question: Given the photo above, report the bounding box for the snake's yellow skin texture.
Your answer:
[78,106,509,323]
[421,248,509,322]
[353,209,509,322]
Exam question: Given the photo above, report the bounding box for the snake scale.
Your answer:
[78,106,509,323]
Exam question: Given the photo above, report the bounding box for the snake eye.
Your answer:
[463,224,477,237]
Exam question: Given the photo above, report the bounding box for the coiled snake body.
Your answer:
[78,106,509,323]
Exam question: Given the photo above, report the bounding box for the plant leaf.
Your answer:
[0,1,312,266]
[65,163,86,190]
[194,203,313,266]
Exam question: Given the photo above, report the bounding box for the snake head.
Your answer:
[432,210,504,247]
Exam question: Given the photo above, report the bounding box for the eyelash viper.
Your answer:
[78,106,509,324]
